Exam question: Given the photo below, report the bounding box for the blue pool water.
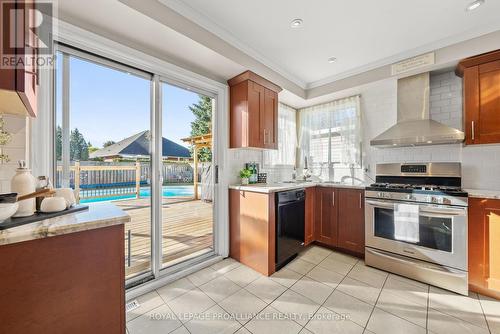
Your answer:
[80,185,195,203]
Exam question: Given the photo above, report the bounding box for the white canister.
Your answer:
[11,160,37,217]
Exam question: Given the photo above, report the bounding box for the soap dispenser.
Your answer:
[11,160,37,217]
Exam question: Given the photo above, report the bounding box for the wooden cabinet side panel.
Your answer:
[304,187,315,245]
[337,189,365,254]
[484,202,500,292]
[229,81,249,148]
[229,190,274,275]
[0,225,125,334]
[463,66,480,145]
[314,188,337,246]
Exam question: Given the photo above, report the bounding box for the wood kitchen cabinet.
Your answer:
[0,0,38,117]
[468,197,500,299]
[228,71,281,149]
[0,225,125,333]
[456,49,500,145]
[314,187,365,256]
[314,187,338,246]
[337,188,365,254]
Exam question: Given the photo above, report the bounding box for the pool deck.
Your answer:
[113,197,213,278]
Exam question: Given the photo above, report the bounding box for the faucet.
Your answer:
[302,156,312,181]
[340,164,363,185]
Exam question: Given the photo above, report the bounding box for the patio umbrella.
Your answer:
[90,130,191,160]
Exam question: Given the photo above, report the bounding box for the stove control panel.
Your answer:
[365,190,468,207]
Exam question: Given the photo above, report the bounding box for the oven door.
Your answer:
[365,198,467,270]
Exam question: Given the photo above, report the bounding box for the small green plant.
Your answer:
[239,168,252,179]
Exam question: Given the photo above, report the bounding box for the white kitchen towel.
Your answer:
[394,203,420,243]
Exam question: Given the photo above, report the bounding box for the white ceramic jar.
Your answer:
[11,160,37,217]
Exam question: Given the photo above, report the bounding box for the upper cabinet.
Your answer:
[228,71,281,149]
[0,0,38,117]
[456,49,500,145]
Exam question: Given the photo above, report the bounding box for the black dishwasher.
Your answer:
[275,189,305,270]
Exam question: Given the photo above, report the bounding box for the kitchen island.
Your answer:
[229,182,367,276]
[0,203,130,334]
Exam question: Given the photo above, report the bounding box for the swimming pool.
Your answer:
[80,185,195,203]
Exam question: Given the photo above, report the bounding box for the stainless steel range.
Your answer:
[365,162,468,295]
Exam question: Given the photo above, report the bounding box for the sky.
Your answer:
[56,54,203,148]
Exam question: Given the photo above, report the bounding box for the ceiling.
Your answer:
[160,0,500,88]
[58,0,245,83]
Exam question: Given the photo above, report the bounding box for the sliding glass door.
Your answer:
[54,45,218,286]
[160,82,215,268]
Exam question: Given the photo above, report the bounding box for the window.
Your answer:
[263,103,297,166]
[298,95,361,180]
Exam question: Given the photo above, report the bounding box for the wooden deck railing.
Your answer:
[57,162,142,203]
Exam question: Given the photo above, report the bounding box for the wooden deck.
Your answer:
[113,197,213,278]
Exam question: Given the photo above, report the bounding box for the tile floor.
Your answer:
[126,245,500,334]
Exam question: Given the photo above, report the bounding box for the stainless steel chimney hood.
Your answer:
[370,72,465,147]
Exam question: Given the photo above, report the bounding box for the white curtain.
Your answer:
[298,95,361,177]
[263,103,297,166]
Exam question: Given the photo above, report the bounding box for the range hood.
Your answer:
[370,72,465,147]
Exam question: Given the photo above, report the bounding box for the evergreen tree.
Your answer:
[69,128,89,161]
[189,95,212,162]
[56,125,62,161]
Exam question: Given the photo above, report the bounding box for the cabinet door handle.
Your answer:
[471,121,475,141]
[263,129,268,145]
[359,193,362,209]
[332,192,335,207]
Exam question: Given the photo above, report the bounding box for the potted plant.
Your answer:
[239,168,252,185]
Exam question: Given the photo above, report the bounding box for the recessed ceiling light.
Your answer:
[290,18,303,28]
[466,0,485,11]
[328,57,337,63]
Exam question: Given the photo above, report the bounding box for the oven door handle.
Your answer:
[365,199,394,209]
[420,207,466,216]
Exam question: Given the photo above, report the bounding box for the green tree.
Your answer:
[70,128,89,161]
[103,140,116,148]
[189,95,212,162]
[56,125,62,161]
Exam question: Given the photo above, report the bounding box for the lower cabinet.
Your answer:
[338,188,365,254]
[469,197,500,299]
[314,187,365,256]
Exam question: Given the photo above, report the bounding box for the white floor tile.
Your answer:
[224,265,262,287]
[245,276,287,303]
[184,304,240,334]
[156,278,196,303]
[126,291,165,322]
[305,306,364,334]
[210,257,241,275]
[347,262,388,289]
[382,274,428,307]
[290,276,334,304]
[336,277,382,305]
[187,267,219,287]
[366,308,426,334]
[199,275,241,302]
[427,307,490,334]
[270,289,321,326]
[429,286,488,329]
[306,265,345,289]
[167,288,215,322]
[270,267,303,288]
[376,289,427,328]
[169,326,190,334]
[298,246,331,264]
[323,290,374,327]
[285,258,317,275]
[479,294,500,334]
[245,305,303,334]
[127,304,182,334]
[218,288,267,325]
[234,326,252,334]
[317,255,355,276]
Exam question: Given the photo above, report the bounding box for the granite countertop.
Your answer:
[229,181,368,194]
[0,203,130,246]
[464,189,500,200]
